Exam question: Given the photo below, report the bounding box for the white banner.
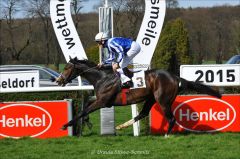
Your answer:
[50,0,87,61]
[133,0,166,70]
[0,71,40,93]
[180,64,240,86]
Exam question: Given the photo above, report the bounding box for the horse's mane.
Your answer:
[70,58,97,68]
[70,57,113,75]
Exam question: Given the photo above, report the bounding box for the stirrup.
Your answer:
[121,80,133,88]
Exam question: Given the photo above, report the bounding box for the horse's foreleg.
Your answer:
[62,82,119,130]
[61,99,103,130]
[116,97,155,130]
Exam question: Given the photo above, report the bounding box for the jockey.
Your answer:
[95,32,141,88]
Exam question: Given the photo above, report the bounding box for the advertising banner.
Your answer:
[0,100,72,139]
[151,95,240,134]
[133,0,166,71]
[50,0,87,61]
[180,64,240,86]
[49,0,93,91]
[0,71,39,93]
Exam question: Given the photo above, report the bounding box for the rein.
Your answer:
[67,62,98,75]
[78,65,98,75]
[60,61,117,85]
[65,62,98,80]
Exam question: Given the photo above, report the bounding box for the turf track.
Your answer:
[1,107,239,159]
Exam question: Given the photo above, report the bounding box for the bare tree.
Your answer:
[105,0,144,38]
[231,20,240,54]
[24,0,87,67]
[25,0,52,65]
[111,0,127,36]
[1,0,32,63]
[124,0,144,38]
[25,0,87,67]
[166,0,179,8]
[93,0,144,38]
[211,7,232,64]
[71,0,89,28]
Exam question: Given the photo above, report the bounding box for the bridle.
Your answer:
[59,61,98,84]
[58,62,76,84]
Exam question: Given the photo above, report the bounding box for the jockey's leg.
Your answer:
[123,67,133,78]
[117,68,133,88]
[117,68,131,83]
[118,41,141,88]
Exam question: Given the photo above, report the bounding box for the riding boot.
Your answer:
[121,67,133,88]
[122,67,133,79]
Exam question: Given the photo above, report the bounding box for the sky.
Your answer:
[81,0,240,13]
[179,0,240,8]
[1,0,239,18]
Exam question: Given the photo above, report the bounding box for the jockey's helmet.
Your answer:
[95,32,109,42]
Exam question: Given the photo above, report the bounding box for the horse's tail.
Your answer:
[179,78,222,99]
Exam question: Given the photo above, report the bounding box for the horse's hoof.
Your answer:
[164,134,170,138]
[115,126,122,130]
[60,126,67,130]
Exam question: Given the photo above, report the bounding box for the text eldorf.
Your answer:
[0,77,35,89]
[0,71,39,91]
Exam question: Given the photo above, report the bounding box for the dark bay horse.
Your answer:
[56,58,222,136]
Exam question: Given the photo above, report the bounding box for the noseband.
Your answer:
[59,62,77,84]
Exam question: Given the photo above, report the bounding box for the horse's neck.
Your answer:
[80,67,105,86]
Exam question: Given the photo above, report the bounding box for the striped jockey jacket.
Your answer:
[103,37,133,64]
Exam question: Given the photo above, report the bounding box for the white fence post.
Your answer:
[131,104,140,136]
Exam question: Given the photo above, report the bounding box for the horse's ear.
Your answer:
[73,57,78,61]
[69,56,72,60]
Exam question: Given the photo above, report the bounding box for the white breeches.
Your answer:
[119,41,141,68]
[117,41,141,83]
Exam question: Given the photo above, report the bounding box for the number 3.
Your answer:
[136,77,144,87]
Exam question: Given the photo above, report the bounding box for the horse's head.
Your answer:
[56,57,81,86]
[56,57,98,86]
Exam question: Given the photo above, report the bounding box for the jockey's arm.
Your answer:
[116,52,124,64]
[108,40,124,64]
[103,52,115,64]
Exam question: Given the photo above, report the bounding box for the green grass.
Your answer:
[82,106,135,136]
[0,133,239,159]
[1,106,240,159]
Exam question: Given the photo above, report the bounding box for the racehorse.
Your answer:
[56,57,222,136]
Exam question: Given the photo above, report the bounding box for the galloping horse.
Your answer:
[56,57,221,136]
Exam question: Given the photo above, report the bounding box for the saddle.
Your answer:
[101,64,144,89]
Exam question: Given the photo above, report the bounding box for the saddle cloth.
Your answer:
[131,70,146,89]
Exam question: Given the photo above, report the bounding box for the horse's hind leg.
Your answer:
[153,77,179,137]
[163,105,176,137]
[116,97,155,130]
[154,91,176,137]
